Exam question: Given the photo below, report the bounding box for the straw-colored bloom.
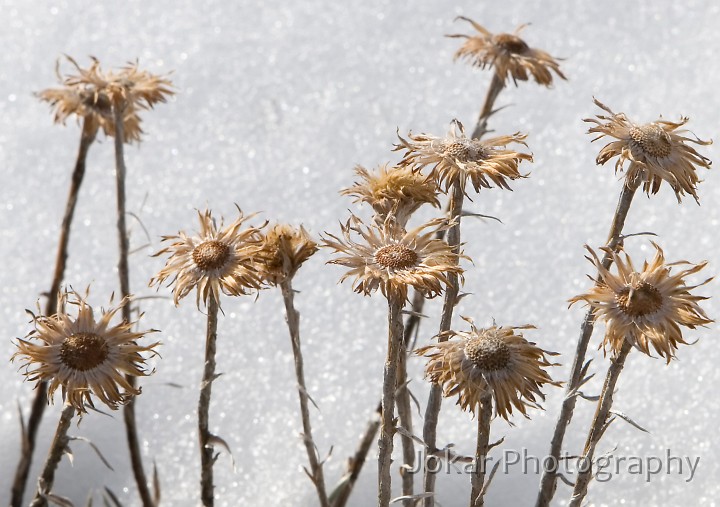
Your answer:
[417,318,559,421]
[585,99,712,203]
[395,120,532,195]
[323,215,463,301]
[570,244,713,362]
[151,208,264,307]
[341,164,440,226]
[255,223,318,285]
[38,56,173,142]
[448,17,566,86]
[12,289,159,413]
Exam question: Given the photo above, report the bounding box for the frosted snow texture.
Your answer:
[1,1,719,506]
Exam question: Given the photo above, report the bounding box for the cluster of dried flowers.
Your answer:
[8,14,714,507]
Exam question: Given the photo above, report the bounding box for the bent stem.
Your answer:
[422,182,464,507]
[470,393,492,507]
[29,403,75,507]
[280,278,330,507]
[11,118,97,507]
[378,293,405,507]
[113,104,155,507]
[535,181,638,507]
[199,296,219,506]
[569,339,633,506]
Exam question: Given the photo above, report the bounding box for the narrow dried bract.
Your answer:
[570,243,713,362]
[322,215,464,301]
[255,223,318,286]
[585,99,712,203]
[151,208,265,307]
[341,164,440,227]
[394,120,532,195]
[417,318,559,421]
[448,17,566,86]
[12,289,159,414]
[38,56,174,142]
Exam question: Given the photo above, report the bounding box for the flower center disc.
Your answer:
[193,240,230,271]
[616,281,664,317]
[494,33,530,54]
[629,124,672,158]
[60,332,109,371]
[374,244,418,270]
[465,336,511,371]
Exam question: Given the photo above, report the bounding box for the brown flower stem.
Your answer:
[280,278,330,507]
[113,104,155,507]
[471,74,504,140]
[469,393,492,507]
[329,403,381,507]
[422,182,464,507]
[28,403,75,507]
[535,181,638,507]
[396,332,415,506]
[10,117,97,507]
[199,296,219,506]
[569,340,633,507]
[379,294,406,507]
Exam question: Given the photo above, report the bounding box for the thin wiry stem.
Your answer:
[379,294,405,507]
[396,330,415,506]
[422,182,464,507]
[29,403,75,507]
[113,104,155,507]
[280,278,330,507]
[569,340,633,506]
[199,296,219,506]
[469,393,492,507]
[11,118,97,507]
[535,181,638,507]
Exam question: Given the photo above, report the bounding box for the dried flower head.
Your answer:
[12,289,159,413]
[570,243,713,362]
[38,56,174,143]
[151,208,265,307]
[395,120,532,195]
[417,318,559,421]
[448,17,566,86]
[255,223,318,285]
[323,215,464,301]
[585,99,712,203]
[340,164,440,226]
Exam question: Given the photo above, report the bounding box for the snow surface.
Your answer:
[1,1,719,506]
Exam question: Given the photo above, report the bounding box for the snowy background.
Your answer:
[1,1,719,505]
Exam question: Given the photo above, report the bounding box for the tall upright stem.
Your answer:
[469,393,492,507]
[396,334,415,506]
[29,403,75,507]
[471,74,504,140]
[199,296,219,506]
[113,105,155,507]
[11,119,96,507]
[378,294,405,507]
[422,183,464,507]
[280,279,330,507]
[535,181,638,507]
[569,340,633,506]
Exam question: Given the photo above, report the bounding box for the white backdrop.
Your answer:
[1,1,718,505]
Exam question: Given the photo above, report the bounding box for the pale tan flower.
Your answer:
[585,99,712,203]
[323,215,463,301]
[570,244,713,362]
[12,289,159,413]
[448,17,566,86]
[150,208,264,307]
[341,164,440,226]
[38,56,174,143]
[417,318,559,421]
[255,223,318,285]
[395,120,532,195]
